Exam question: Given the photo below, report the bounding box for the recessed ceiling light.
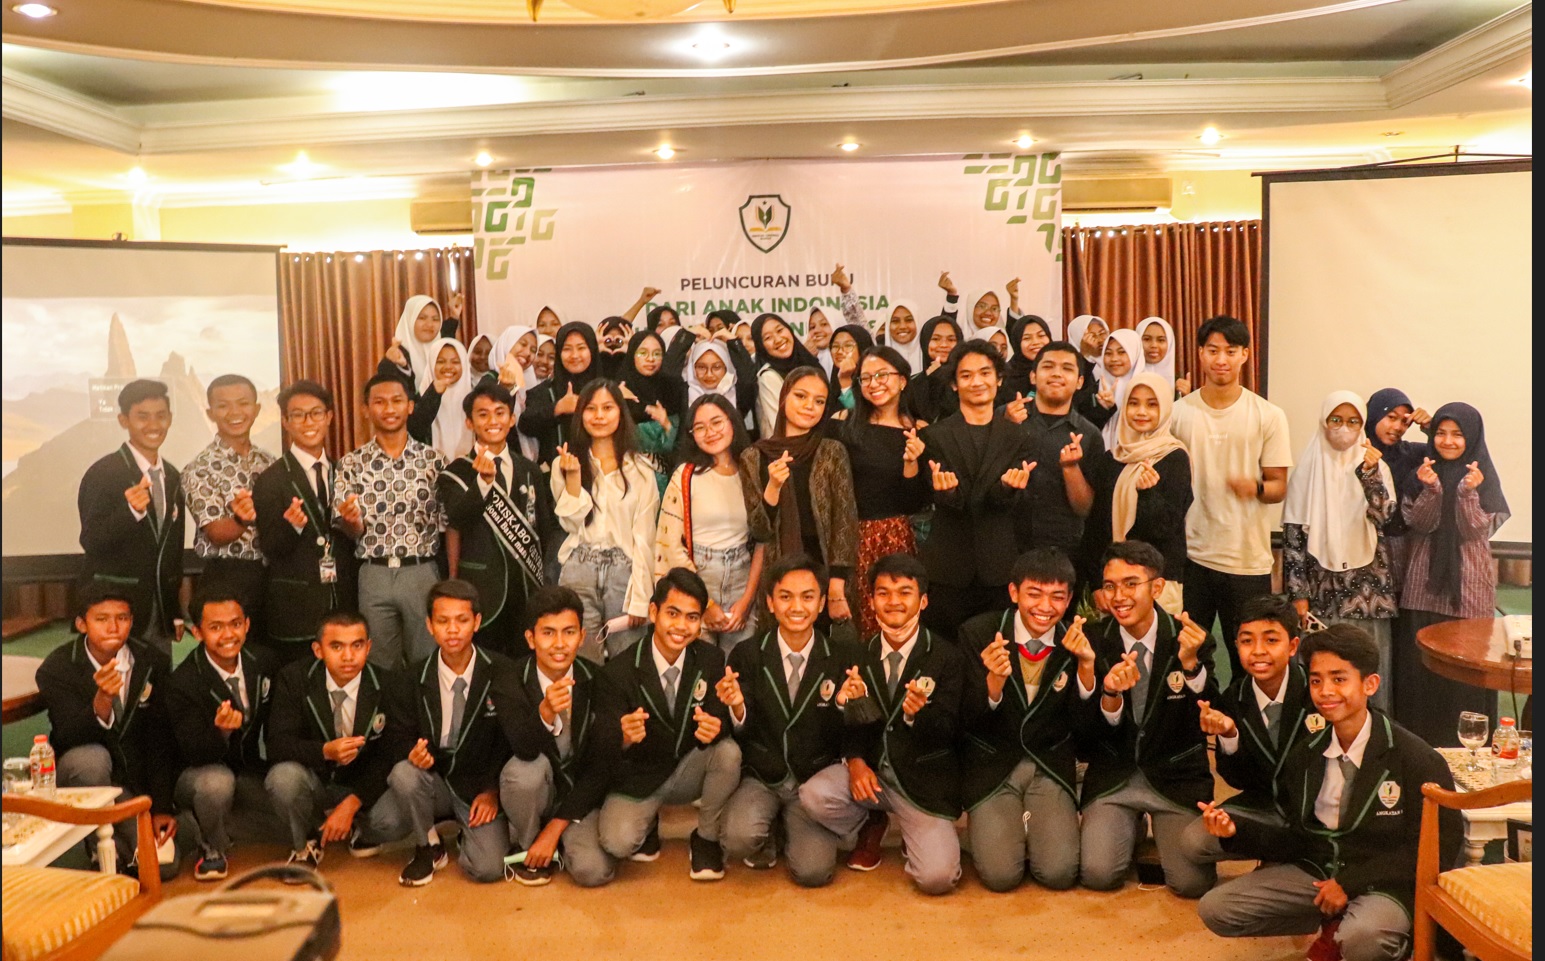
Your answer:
[1517,72,1531,90]
[655,145,676,160]
[1198,126,1224,146]
[280,150,321,178]
[684,28,736,61]
[840,142,860,152]
[12,3,57,18]
[1014,134,1036,150]
[474,151,493,167]
[126,166,148,186]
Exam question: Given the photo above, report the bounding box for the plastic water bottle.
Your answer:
[1492,717,1520,782]
[29,735,56,800]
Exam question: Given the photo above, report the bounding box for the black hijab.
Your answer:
[549,321,601,399]
[620,330,685,421]
[706,308,741,331]
[1006,315,1052,382]
[1365,388,1427,481]
[751,313,821,376]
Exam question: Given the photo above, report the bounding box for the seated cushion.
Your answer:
[1437,861,1532,954]
[1,865,139,961]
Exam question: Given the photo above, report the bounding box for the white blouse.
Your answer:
[551,452,660,617]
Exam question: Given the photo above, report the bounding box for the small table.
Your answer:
[1436,747,1532,866]
[1416,618,1532,694]
[2,786,123,872]
[1,654,45,723]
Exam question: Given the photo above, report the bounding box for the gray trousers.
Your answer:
[358,561,439,670]
[598,739,742,857]
[1199,863,1412,961]
[799,761,961,896]
[58,745,182,880]
[559,545,641,662]
[174,764,272,858]
[498,754,614,888]
[1079,769,1214,898]
[967,759,1080,892]
[263,760,411,852]
[387,761,509,883]
[693,543,757,654]
[721,774,841,887]
[1178,803,1286,868]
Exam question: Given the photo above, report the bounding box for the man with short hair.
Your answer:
[1011,341,1103,562]
[334,373,448,670]
[77,379,186,653]
[1197,625,1460,961]
[1170,316,1292,678]
[185,373,276,650]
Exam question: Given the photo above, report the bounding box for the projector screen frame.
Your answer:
[1,236,286,583]
[1256,158,1532,559]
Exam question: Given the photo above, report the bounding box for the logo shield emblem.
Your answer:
[739,195,791,253]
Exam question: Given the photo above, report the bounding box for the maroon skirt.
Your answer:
[855,515,919,637]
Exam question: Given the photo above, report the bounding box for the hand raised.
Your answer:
[542,676,574,719]
[1135,461,1161,490]
[406,737,433,770]
[981,632,1013,678]
[384,340,407,368]
[901,428,925,465]
[620,707,650,746]
[557,443,582,480]
[1197,800,1236,839]
[1416,457,1439,489]
[831,263,851,292]
[283,496,308,528]
[1176,611,1207,673]
[1060,615,1095,666]
[937,270,956,296]
[1460,460,1484,491]
[1196,699,1237,737]
[929,460,959,492]
[213,699,244,732]
[1104,650,1142,694]
[230,488,257,523]
[1360,437,1383,471]
[836,665,867,706]
[1096,382,1115,410]
[554,382,580,416]
[1000,459,1036,490]
[715,666,744,716]
[766,450,794,489]
[640,285,661,301]
[1411,407,1432,428]
[1059,433,1085,467]
[473,446,498,481]
[1006,392,1029,425]
[125,475,152,514]
[692,705,722,744]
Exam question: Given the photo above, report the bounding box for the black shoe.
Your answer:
[283,839,323,883]
[742,836,778,870]
[193,853,228,882]
[398,843,447,887]
[630,819,661,862]
[512,861,554,886]
[347,830,382,859]
[688,830,725,881]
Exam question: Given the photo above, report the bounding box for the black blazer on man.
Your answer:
[958,609,1085,809]
[597,635,732,799]
[253,452,357,646]
[727,631,859,787]
[165,646,274,775]
[495,655,614,823]
[918,415,1037,588]
[842,629,965,819]
[408,646,516,805]
[266,659,412,810]
[1224,711,1461,913]
[77,445,185,637]
[36,636,176,814]
[1211,662,1314,816]
[1080,608,1219,811]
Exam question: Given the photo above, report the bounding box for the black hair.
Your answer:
[568,379,641,524]
[947,339,1005,385]
[75,583,135,621]
[1100,540,1167,580]
[1008,547,1077,590]
[763,552,829,597]
[676,394,751,470]
[316,610,369,643]
[651,567,709,611]
[206,373,257,404]
[189,586,247,626]
[1237,595,1301,640]
[117,378,169,415]
[427,578,482,618]
[646,304,679,331]
[598,316,632,340]
[1301,624,1380,679]
[843,345,918,447]
[525,585,585,628]
[362,371,413,403]
[1196,315,1250,350]
[865,552,929,595]
[1032,340,1083,369]
[463,379,515,418]
[278,379,334,414]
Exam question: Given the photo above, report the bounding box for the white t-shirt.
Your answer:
[1171,387,1293,576]
[688,469,750,552]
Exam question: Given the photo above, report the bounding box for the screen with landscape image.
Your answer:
[2,240,282,558]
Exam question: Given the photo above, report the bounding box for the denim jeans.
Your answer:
[693,543,757,653]
[560,544,641,662]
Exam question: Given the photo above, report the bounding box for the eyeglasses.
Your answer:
[858,372,899,385]
[287,409,330,423]
[1100,577,1152,596]
[636,350,663,362]
[1325,415,1364,430]
[690,419,730,435]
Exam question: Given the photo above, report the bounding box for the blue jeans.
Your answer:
[560,544,641,662]
[694,543,757,653]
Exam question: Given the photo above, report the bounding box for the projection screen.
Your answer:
[1262,160,1532,546]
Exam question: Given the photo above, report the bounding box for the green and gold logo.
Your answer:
[739,194,791,253]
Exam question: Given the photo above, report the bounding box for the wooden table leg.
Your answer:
[97,824,116,874]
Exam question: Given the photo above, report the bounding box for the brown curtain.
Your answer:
[1062,221,1262,388]
[279,248,478,454]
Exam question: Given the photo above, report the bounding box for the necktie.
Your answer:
[1335,757,1359,828]
[312,462,328,508]
[885,651,904,696]
[111,670,126,724]
[446,677,468,748]
[786,652,804,701]
[556,708,573,759]
[662,666,680,715]
[1263,702,1284,747]
[493,455,508,492]
[147,466,166,526]
[1130,646,1151,722]
[226,676,246,717]
[330,690,349,739]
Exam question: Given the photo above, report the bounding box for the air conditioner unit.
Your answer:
[411,200,474,235]
[1062,178,1173,213]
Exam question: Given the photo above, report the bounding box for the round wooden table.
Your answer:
[1,655,45,723]
[1416,617,1532,694]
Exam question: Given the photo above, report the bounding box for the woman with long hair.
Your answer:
[750,313,823,438]
[619,329,686,492]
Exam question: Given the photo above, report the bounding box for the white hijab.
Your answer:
[1135,317,1176,388]
[468,333,493,377]
[426,338,473,459]
[493,325,536,370]
[1066,314,1108,382]
[975,325,1011,361]
[879,299,926,375]
[515,333,555,462]
[957,289,1007,334]
[393,294,442,390]
[1098,329,1146,447]
[1283,390,1391,572]
[686,340,737,406]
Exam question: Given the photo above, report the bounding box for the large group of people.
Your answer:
[52,270,1512,961]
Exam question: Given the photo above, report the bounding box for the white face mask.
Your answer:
[1325,425,1360,451]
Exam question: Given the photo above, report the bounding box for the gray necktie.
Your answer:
[555,708,573,759]
[1130,646,1151,722]
[1336,757,1359,827]
[330,690,349,739]
[446,677,468,748]
[147,466,166,525]
[786,653,804,701]
[226,676,246,717]
[662,666,680,716]
[885,651,904,697]
[1263,702,1284,747]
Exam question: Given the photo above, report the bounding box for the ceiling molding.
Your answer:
[1382,5,1532,109]
[0,192,72,216]
[0,67,140,152]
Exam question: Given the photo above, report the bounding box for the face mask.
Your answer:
[1326,426,1360,451]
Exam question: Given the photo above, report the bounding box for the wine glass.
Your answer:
[1457,712,1490,772]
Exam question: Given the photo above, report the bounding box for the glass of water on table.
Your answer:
[2,758,31,843]
[1457,712,1491,772]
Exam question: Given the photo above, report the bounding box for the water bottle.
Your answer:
[1492,717,1520,782]
[29,735,56,800]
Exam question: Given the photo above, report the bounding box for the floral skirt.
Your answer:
[855,515,919,637]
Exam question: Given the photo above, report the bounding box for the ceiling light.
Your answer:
[474,151,493,167]
[11,3,57,18]
[126,166,148,186]
[1198,126,1223,146]
[280,151,321,178]
[682,27,737,62]
[1014,134,1036,150]
[655,145,676,160]
[1517,72,1531,90]
[840,142,860,152]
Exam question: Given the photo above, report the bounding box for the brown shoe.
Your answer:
[845,810,888,871]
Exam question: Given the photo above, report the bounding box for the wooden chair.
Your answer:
[1,794,164,961]
[1412,779,1533,961]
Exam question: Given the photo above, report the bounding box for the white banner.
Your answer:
[471,154,1063,339]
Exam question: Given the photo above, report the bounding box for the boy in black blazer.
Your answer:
[388,579,515,886]
[76,379,185,653]
[799,553,966,896]
[718,554,858,887]
[36,585,180,877]
[595,569,741,882]
[166,589,274,882]
[495,585,617,887]
[1079,540,1219,898]
[264,611,415,873]
[958,548,1098,892]
[253,381,357,667]
[1198,625,1460,961]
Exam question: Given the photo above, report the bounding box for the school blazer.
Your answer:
[1080,608,1219,811]
[841,630,965,820]
[1211,663,1314,816]
[410,647,516,804]
[516,382,568,491]
[917,415,1037,587]
[266,659,412,810]
[36,636,176,814]
[958,610,1085,808]
[437,453,546,641]
[77,445,186,636]
[495,656,614,822]
[727,631,860,787]
[1225,711,1461,913]
[165,646,273,774]
[597,636,733,799]
[253,453,358,644]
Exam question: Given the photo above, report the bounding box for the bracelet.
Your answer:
[1255,479,1265,498]
[1102,688,1122,699]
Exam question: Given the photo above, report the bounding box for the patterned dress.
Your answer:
[1282,463,1397,621]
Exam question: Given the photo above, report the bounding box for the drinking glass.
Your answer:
[1518,730,1533,781]
[1457,712,1490,772]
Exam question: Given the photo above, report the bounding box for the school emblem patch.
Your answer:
[1378,781,1401,809]
[1305,713,1326,733]
[1052,671,1069,692]
[138,682,153,704]
[371,712,386,733]
[484,697,497,715]
[692,678,708,702]
[820,679,836,702]
[260,677,271,700]
[914,676,936,697]
[1167,671,1184,693]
